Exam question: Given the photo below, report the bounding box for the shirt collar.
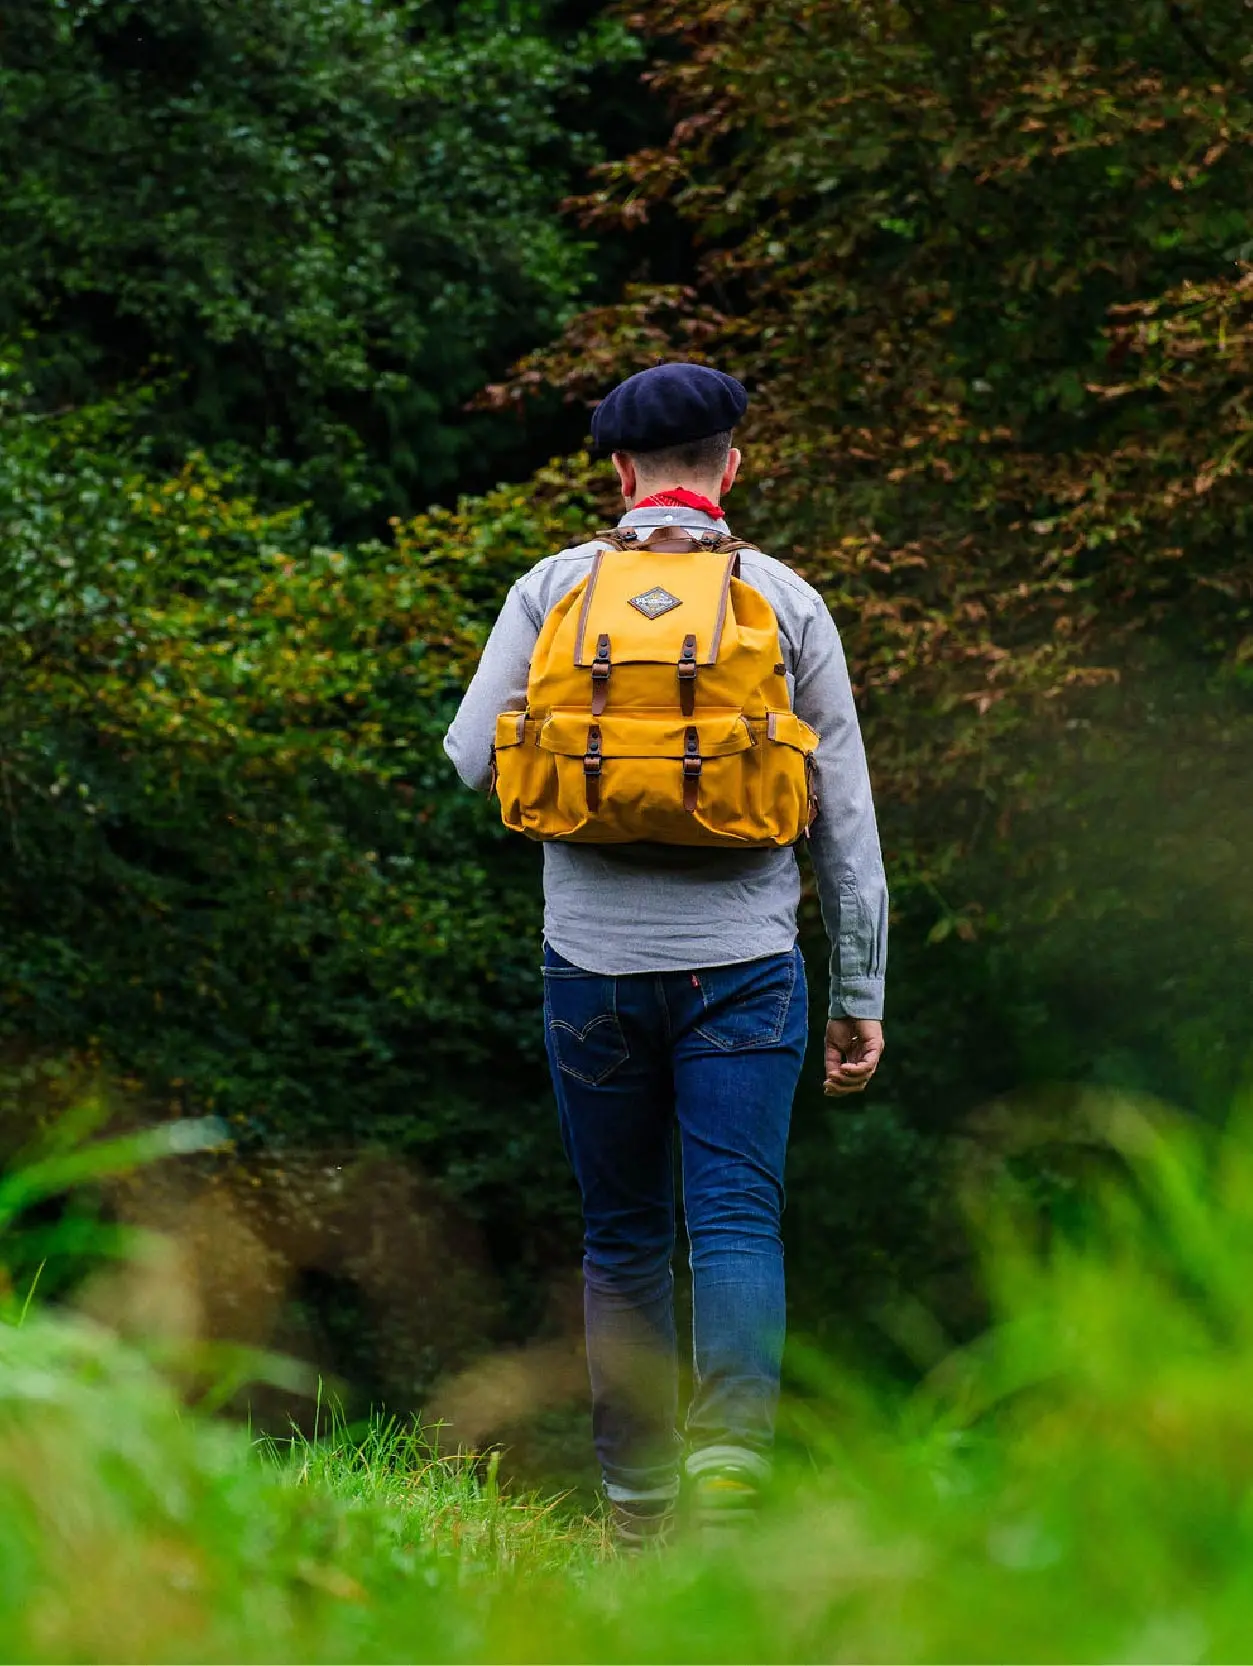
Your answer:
[617,505,731,535]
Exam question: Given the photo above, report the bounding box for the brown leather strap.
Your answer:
[593,526,757,562]
[699,533,754,551]
[591,633,611,717]
[640,527,702,553]
[678,634,698,718]
[595,528,639,551]
[700,532,755,577]
[584,724,603,813]
[682,726,702,814]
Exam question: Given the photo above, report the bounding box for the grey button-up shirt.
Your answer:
[444,505,888,1019]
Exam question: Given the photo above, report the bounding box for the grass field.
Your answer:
[4,1093,1253,1663]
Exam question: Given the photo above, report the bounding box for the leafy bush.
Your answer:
[0,371,615,1330]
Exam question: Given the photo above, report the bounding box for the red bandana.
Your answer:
[634,488,723,518]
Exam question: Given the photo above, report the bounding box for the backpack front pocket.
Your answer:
[493,707,817,847]
[493,711,590,841]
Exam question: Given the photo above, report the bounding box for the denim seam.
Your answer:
[693,952,798,1053]
[546,980,629,1086]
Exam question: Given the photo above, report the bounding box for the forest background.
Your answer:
[2,0,1251,1460]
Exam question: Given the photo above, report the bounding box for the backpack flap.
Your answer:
[573,548,737,668]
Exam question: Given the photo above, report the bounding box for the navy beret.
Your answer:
[591,362,748,455]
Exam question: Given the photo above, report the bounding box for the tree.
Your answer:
[491,0,1253,911]
[0,0,633,527]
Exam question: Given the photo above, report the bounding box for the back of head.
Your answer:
[627,429,734,495]
[592,363,747,456]
[592,361,749,503]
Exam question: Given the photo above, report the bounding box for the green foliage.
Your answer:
[5,1100,1253,1659]
[0,1312,599,1660]
[0,0,634,524]
[0,372,615,1306]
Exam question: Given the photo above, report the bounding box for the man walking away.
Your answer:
[444,362,887,1547]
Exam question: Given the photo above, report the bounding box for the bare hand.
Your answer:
[824,1018,884,1096]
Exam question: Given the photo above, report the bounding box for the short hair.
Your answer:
[624,430,733,480]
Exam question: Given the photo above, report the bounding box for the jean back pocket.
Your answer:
[544,964,630,1085]
[694,949,800,1052]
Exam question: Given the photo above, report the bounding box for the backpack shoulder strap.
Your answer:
[594,527,758,560]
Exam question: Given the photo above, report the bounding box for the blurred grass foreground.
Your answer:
[3,1097,1253,1662]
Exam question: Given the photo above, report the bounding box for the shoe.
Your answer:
[607,1491,677,1554]
[686,1446,768,1545]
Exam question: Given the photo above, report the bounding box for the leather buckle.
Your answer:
[682,726,702,812]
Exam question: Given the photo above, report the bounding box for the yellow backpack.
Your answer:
[492,525,819,848]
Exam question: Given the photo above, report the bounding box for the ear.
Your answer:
[612,451,637,505]
[721,447,743,497]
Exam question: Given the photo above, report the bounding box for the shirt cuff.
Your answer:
[829,976,885,1022]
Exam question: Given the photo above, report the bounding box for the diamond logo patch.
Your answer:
[628,586,683,620]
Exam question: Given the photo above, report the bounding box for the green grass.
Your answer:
[5,1094,1253,1661]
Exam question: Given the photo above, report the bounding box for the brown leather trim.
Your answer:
[573,547,607,667]
[584,724,603,813]
[682,726,702,814]
[595,528,639,551]
[705,553,738,665]
[678,633,697,717]
[640,526,702,554]
[489,745,498,799]
[804,752,819,835]
[515,711,528,743]
[590,632,611,716]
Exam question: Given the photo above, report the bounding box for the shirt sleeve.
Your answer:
[792,595,889,1021]
[443,581,541,793]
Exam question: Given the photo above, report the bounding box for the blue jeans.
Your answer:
[542,942,808,1499]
